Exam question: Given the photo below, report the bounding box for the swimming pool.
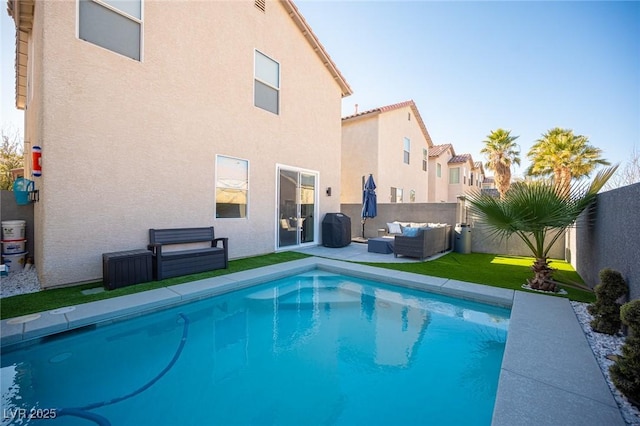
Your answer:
[1,269,510,425]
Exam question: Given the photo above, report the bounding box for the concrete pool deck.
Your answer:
[0,256,625,425]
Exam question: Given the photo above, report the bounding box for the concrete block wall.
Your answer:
[567,182,640,298]
[339,203,457,240]
[470,222,566,259]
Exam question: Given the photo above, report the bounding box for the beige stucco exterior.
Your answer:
[10,0,351,287]
[427,145,454,203]
[341,101,432,205]
[428,145,485,203]
[447,155,476,202]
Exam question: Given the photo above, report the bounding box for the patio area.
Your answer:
[293,239,449,263]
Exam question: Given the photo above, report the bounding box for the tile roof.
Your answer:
[429,144,453,158]
[448,154,474,164]
[473,161,485,174]
[342,100,433,147]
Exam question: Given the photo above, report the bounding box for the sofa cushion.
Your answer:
[402,227,421,237]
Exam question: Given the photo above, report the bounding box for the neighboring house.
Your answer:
[447,154,477,202]
[427,144,455,202]
[472,161,485,192]
[482,176,497,190]
[341,100,433,205]
[8,0,352,287]
[428,145,483,202]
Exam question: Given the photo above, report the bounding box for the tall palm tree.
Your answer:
[527,127,610,195]
[480,129,521,198]
[467,165,618,292]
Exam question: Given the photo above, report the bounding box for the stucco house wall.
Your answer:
[447,155,475,202]
[14,0,350,287]
[341,115,379,203]
[376,107,429,203]
[427,144,454,203]
[341,101,432,205]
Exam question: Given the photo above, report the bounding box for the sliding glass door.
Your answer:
[277,167,317,248]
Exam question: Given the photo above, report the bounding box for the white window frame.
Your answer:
[77,0,144,61]
[449,167,460,184]
[390,187,403,203]
[254,49,280,114]
[215,155,249,219]
[275,164,319,250]
[422,148,428,172]
[403,137,410,164]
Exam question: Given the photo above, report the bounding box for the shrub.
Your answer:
[588,268,628,335]
[610,300,640,405]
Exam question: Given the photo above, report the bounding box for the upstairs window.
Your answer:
[436,163,442,178]
[78,0,142,61]
[254,50,280,114]
[216,155,249,219]
[403,137,410,164]
[449,167,460,184]
[422,148,428,171]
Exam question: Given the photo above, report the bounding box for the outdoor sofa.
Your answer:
[386,222,452,260]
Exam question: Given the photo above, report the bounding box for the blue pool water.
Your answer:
[1,271,510,425]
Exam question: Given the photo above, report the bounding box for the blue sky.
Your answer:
[2,1,639,177]
[1,10,24,140]
[295,0,640,176]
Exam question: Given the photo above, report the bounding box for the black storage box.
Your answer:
[322,213,351,248]
[103,249,153,290]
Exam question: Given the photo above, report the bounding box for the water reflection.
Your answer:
[0,272,509,426]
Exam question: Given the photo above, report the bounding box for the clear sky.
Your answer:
[295,0,640,177]
[2,1,639,177]
[1,9,24,139]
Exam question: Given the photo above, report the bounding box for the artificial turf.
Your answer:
[0,251,593,320]
[362,252,595,303]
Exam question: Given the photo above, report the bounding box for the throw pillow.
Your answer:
[387,222,402,234]
[402,227,420,237]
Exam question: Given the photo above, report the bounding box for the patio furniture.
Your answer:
[393,225,451,260]
[367,237,394,254]
[148,227,228,280]
[102,249,152,290]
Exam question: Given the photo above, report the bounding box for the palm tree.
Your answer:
[527,127,610,195]
[466,165,618,292]
[480,129,521,198]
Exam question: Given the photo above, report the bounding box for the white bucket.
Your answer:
[2,239,27,254]
[2,251,27,273]
[1,220,26,241]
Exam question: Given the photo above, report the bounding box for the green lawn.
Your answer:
[0,251,593,320]
[362,252,594,303]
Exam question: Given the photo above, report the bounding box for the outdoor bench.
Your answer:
[148,227,228,280]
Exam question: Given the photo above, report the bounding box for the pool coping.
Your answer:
[0,257,625,425]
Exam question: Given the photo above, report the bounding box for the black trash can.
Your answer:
[322,213,351,248]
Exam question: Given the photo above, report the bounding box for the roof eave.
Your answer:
[281,0,353,98]
[7,0,34,110]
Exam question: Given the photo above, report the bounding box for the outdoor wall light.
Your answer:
[326,187,332,196]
